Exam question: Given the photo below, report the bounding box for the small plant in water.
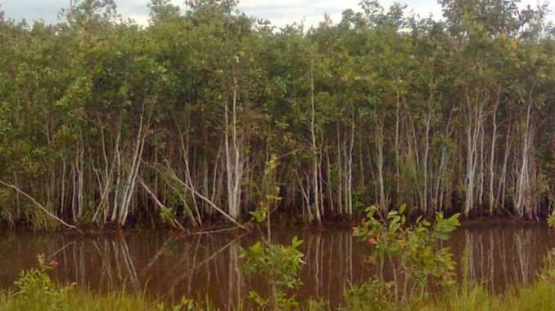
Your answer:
[241,236,305,310]
[348,205,460,308]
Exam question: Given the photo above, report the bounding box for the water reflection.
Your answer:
[0,225,552,308]
[451,226,550,294]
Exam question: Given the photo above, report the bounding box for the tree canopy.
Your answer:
[0,0,554,229]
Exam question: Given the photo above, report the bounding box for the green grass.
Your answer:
[420,281,555,311]
[0,290,174,311]
[2,281,555,311]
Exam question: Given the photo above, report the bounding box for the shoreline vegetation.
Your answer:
[3,282,555,311]
[2,278,555,311]
[0,216,547,236]
[1,0,555,230]
[2,1,555,309]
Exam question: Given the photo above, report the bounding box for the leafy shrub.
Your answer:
[12,254,74,311]
[548,213,555,228]
[241,236,305,310]
[341,277,396,311]
[352,205,460,301]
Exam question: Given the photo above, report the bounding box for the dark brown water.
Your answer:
[0,225,553,309]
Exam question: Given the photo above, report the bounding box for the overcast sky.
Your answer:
[1,0,552,27]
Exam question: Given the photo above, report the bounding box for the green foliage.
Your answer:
[11,254,74,311]
[342,277,396,311]
[548,214,555,229]
[354,205,460,296]
[0,288,187,311]
[159,206,176,223]
[1,255,203,311]
[242,236,304,289]
[0,0,554,229]
[249,207,268,224]
[251,155,281,224]
[241,236,305,310]
[156,296,212,311]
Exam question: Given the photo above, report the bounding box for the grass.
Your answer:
[0,254,192,311]
[0,290,170,311]
[420,281,555,311]
[2,280,555,311]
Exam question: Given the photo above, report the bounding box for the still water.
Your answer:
[0,225,553,308]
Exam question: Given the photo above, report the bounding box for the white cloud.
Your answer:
[1,0,553,27]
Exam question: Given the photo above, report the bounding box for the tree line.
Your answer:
[0,0,554,229]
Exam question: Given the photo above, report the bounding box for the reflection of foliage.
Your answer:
[241,236,304,310]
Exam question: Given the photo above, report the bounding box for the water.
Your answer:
[0,224,553,308]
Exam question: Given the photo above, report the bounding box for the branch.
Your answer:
[0,181,81,232]
[163,163,247,229]
[138,177,185,231]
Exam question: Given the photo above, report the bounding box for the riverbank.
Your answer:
[1,214,550,235]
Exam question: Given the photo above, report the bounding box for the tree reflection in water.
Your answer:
[0,226,552,309]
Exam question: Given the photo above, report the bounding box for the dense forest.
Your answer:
[0,0,554,229]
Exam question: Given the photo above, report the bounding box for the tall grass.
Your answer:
[420,281,555,311]
[0,290,170,311]
[2,281,555,311]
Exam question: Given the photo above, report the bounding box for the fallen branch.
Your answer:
[138,177,185,231]
[0,180,81,232]
[163,162,247,230]
[190,226,245,235]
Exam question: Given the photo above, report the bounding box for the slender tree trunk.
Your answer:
[423,111,431,214]
[309,55,321,223]
[376,121,387,212]
[488,87,500,213]
[516,101,533,218]
[346,105,355,216]
[224,68,243,221]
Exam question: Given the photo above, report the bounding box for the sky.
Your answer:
[1,0,553,27]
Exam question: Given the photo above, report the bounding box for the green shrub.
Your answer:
[353,205,460,301]
[241,236,305,310]
[11,254,74,311]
